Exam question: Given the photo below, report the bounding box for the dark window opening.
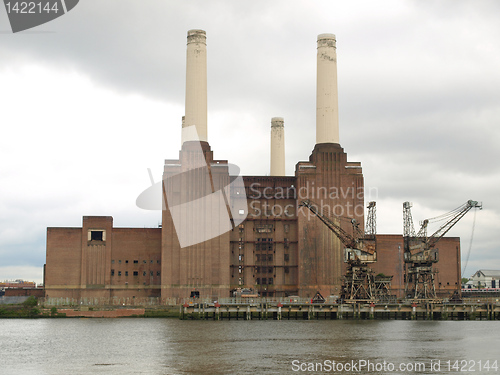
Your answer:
[133,271,138,276]
[133,260,138,264]
[143,271,146,276]
[156,271,161,276]
[150,271,154,276]
[90,230,103,241]
[125,260,129,264]
[125,271,128,276]
[190,291,200,298]
[111,269,115,276]
[118,271,121,276]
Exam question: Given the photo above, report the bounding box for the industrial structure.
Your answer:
[403,200,482,300]
[45,30,467,303]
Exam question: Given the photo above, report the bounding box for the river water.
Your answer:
[0,319,498,374]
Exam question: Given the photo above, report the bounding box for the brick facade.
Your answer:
[45,145,461,301]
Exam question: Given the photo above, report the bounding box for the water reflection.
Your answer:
[0,319,498,374]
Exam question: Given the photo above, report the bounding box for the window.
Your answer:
[143,271,147,276]
[111,260,115,264]
[157,260,160,264]
[125,271,128,276]
[150,260,154,264]
[156,271,161,276]
[143,260,147,264]
[118,271,122,276]
[133,271,138,276]
[268,266,273,273]
[118,260,122,264]
[284,254,289,261]
[255,224,273,233]
[90,230,104,241]
[256,238,273,251]
[111,269,115,276]
[256,278,260,285]
[268,278,273,285]
[150,271,154,276]
[125,260,129,264]
[133,260,138,264]
[285,266,289,274]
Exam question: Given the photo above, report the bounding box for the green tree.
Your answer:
[23,296,38,308]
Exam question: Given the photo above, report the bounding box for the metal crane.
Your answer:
[403,200,482,301]
[300,200,391,302]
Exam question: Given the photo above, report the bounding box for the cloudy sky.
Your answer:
[1,0,499,284]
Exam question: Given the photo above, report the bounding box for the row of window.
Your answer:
[111,270,160,277]
[236,266,290,275]
[237,254,290,262]
[256,254,273,262]
[256,266,273,273]
[256,278,273,285]
[112,259,160,265]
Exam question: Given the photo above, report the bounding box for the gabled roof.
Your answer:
[475,270,500,278]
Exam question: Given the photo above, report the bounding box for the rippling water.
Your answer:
[0,319,498,374]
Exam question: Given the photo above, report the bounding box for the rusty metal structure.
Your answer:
[365,201,376,238]
[300,200,392,302]
[403,200,482,301]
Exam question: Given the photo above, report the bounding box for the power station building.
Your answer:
[44,30,461,302]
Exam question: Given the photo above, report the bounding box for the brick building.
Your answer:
[44,31,461,301]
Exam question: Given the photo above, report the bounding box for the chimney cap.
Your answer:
[271,117,284,127]
[188,29,206,36]
[187,29,206,44]
[317,33,336,41]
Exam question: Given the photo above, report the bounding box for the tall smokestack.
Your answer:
[183,29,208,143]
[316,33,339,144]
[270,117,285,176]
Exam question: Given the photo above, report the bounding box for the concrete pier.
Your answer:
[180,301,500,321]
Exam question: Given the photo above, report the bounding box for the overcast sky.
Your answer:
[1,0,499,284]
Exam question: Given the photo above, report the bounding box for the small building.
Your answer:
[468,270,500,288]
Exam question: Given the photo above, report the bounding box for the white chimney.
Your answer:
[270,117,285,176]
[183,29,208,143]
[316,33,339,144]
